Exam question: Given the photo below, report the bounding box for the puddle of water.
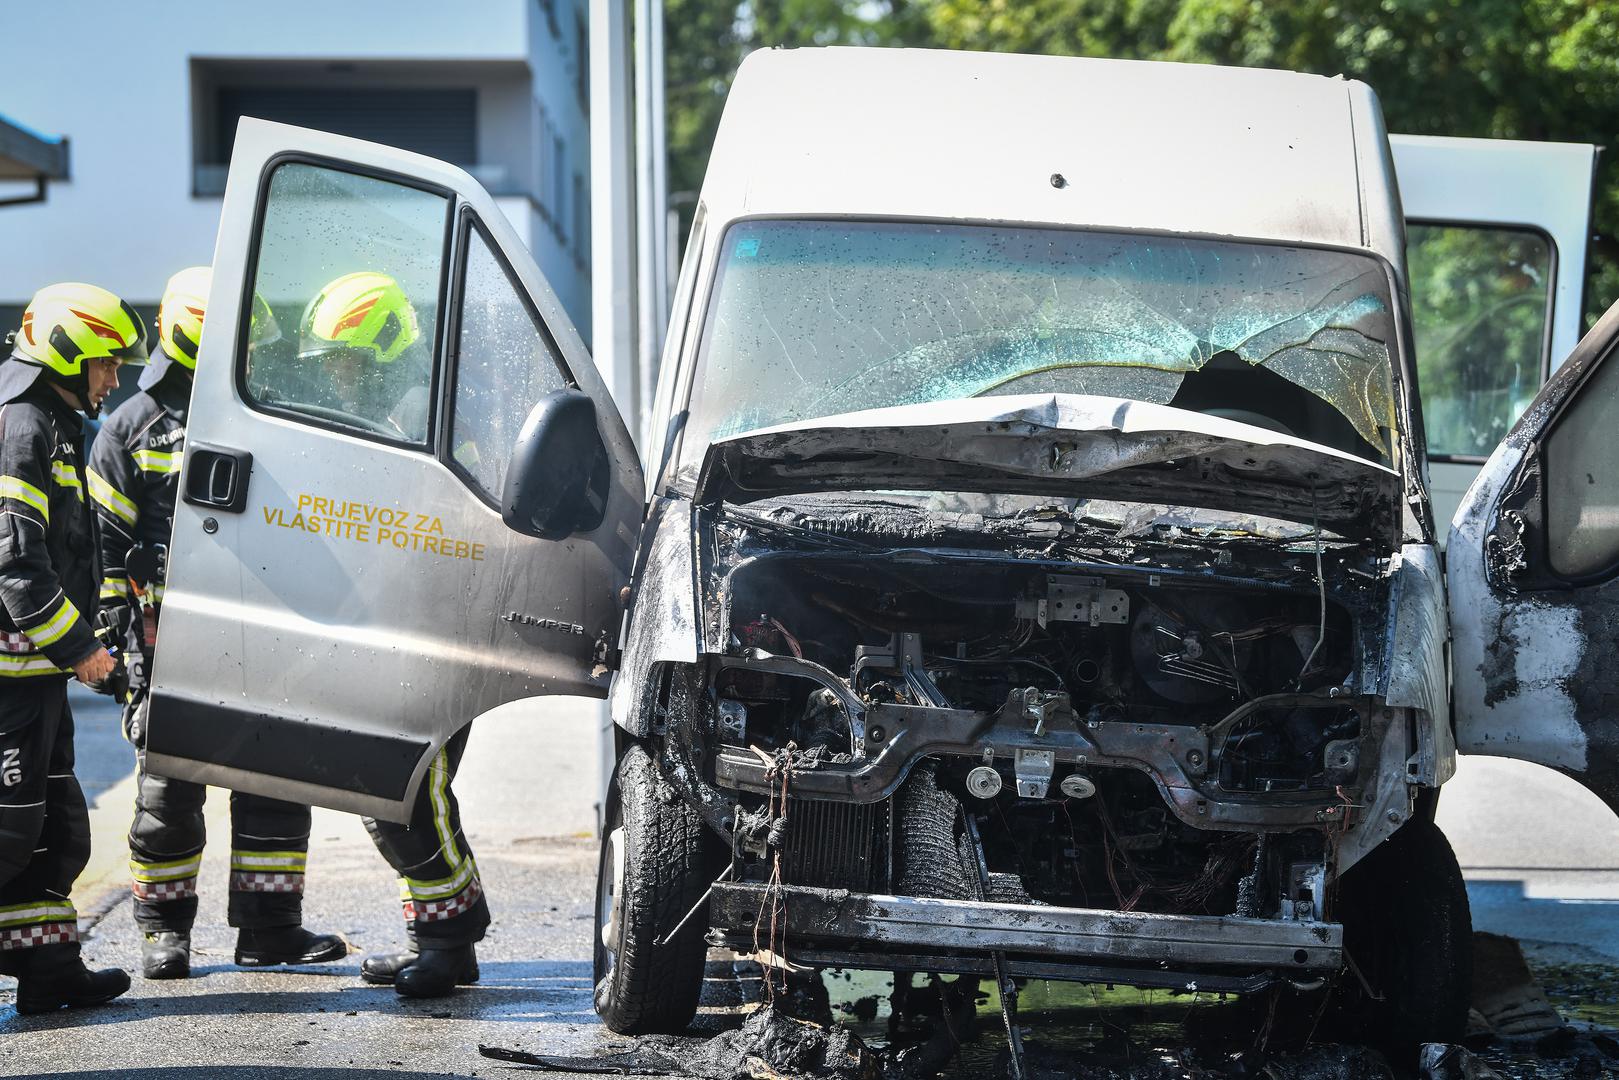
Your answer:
[1532,961,1619,1028]
[825,968,1248,1077]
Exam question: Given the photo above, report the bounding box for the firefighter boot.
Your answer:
[13,943,132,1015]
[141,930,191,979]
[361,948,481,987]
[234,925,347,967]
[394,943,480,998]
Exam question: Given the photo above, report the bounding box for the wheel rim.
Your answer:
[597,825,627,979]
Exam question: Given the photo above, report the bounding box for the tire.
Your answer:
[1332,819,1473,1053]
[593,743,715,1035]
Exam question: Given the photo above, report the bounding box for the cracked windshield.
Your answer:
[685,221,1400,470]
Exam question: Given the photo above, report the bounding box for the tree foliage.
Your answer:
[664,0,929,213]
[667,0,1619,322]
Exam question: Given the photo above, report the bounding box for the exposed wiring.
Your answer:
[926,654,1066,687]
[765,616,804,658]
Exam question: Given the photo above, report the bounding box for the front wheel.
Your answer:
[593,743,714,1035]
[1332,819,1473,1054]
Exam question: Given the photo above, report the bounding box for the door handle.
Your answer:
[182,444,253,513]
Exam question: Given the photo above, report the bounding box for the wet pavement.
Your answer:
[5,699,1619,1077]
[1,696,613,1079]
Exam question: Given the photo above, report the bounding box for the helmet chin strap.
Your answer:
[44,374,95,416]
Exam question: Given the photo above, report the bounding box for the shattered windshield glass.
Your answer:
[682,220,1399,467]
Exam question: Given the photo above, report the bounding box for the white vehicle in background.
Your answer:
[142,47,1611,1060]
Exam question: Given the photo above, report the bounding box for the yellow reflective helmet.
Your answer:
[157,266,211,370]
[249,291,282,348]
[12,282,147,377]
[298,271,420,365]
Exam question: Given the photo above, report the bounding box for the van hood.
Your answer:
[694,394,1400,541]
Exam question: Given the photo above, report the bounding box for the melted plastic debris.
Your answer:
[1261,1045,1398,1080]
[681,1005,879,1080]
[480,1005,879,1079]
[1422,1044,1509,1080]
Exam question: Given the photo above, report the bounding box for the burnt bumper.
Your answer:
[710,882,1341,985]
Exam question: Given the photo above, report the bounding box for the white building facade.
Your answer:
[0,0,592,344]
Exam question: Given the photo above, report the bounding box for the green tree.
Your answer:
[914,0,1619,325]
[664,0,931,236]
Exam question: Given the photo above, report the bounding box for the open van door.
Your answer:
[1391,135,1597,530]
[1449,298,1619,813]
[145,119,644,822]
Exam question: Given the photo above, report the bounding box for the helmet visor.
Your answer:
[299,344,377,368]
[112,336,149,363]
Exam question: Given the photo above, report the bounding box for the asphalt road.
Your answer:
[1,691,613,1079]
[3,688,1618,1077]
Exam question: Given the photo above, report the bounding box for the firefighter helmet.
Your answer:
[249,291,282,348]
[12,282,148,376]
[298,271,420,365]
[157,266,211,369]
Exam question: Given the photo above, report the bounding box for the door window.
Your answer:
[1409,224,1553,461]
[242,162,449,444]
[1545,350,1619,579]
[449,223,571,503]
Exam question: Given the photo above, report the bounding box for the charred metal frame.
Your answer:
[705,650,1387,832]
[710,882,1341,975]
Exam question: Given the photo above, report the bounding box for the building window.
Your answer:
[195,81,477,196]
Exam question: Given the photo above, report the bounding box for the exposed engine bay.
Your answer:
[650,501,1414,989]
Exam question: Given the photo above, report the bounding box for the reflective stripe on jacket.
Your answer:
[87,354,186,606]
[0,382,99,677]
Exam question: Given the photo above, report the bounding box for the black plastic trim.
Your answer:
[180,443,254,513]
[147,692,429,801]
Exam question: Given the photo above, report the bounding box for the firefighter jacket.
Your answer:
[87,349,188,609]
[0,362,100,679]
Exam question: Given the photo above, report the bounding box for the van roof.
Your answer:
[702,48,1402,266]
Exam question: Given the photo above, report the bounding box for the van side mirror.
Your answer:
[502,389,610,541]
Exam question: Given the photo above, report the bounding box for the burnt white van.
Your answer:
[147,48,1619,1051]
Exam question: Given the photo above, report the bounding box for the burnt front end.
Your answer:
[642,500,1413,992]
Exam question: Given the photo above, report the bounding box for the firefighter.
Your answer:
[90,267,346,980]
[296,270,432,440]
[299,271,488,998]
[0,283,138,1013]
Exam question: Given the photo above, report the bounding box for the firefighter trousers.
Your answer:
[123,601,318,932]
[364,725,490,950]
[127,767,315,933]
[0,677,91,971]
